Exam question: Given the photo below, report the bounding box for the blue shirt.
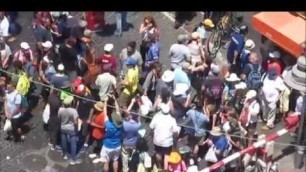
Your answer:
[173,67,191,87]
[212,135,229,152]
[196,26,207,40]
[103,120,123,149]
[123,118,141,148]
[45,66,56,82]
[186,108,209,137]
[227,32,245,63]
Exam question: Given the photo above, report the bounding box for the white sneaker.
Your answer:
[89,153,98,159]
[92,158,103,164]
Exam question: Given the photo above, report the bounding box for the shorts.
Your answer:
[154,145,172,156]
[100,145,121,162]
[279,86,291,112]
[188,135,206,148]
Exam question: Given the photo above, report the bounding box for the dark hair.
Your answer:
[143,16,157,28]
[127,41,136,49]
[13,60,23,70]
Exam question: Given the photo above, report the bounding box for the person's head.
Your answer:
[143,16,157,28]
[194,96,204,109]
[63,96,74,107]
[249,52,259,64]
[13,60,23,72]
[191,32,201,42]
[125,57,137,68]
[79,20,88,29]
[20,42,30,52]
[267,67,279,80]
[177,34,189,44]
[160,87,170,103]
[225,73,241,86]
[7,81,16,93]
[268,51,281,61]
[42,56,53,66]
[210,63,220,76]
[151,62,163,75]
[66,37,77,46]
[104,43,114,55]
[127,41,136,54]
[239,25,248,36]
[160,103,170,115]
[41,41,53,53]
[43,18,51,28]
[94,101,105,113]
[57,63,65,74]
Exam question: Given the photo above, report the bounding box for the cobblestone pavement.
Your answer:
[0,12,304,172]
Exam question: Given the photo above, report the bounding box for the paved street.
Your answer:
[0,12,305,172]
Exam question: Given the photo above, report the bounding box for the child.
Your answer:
[165,151,187,172]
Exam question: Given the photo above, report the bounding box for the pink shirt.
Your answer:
[167,161,187,172]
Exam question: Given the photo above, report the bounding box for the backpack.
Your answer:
[246,64,262,90]
[16,72,30,96]
[145,42,160,66]
[206,77,224,100]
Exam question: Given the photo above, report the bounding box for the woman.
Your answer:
[87,101,107,161]
[142,62,163,102]
[139,16,159,68]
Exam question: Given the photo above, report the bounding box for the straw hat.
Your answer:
[168,151,182,164]
[94,101,105,112]
[210,126,222,136]
[284,55,306,93]
[245,39,255,50]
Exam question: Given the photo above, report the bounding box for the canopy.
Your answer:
[252,12,306,58]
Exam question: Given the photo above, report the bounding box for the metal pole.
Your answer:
[294,94,306,169]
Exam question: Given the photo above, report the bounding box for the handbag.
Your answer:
[42,104,50,124]
[205,146,218,163]
[3,119,12,132]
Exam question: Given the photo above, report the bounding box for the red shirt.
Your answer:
[267,61,283,75]
[92,112,106,140]
[96,54,117,73]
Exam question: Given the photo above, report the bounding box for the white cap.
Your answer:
[245,39,255,50]
[42,41,53,49]
[43,56,52,63]
[173,83,189,96]
[210,63,220,74]
[20,42,30,49]
[245,90,257,99]
[160,103,170,114]
[161,70,175,83]
[104,43,114,52]
[57,64,65,71]
[269,51,281,59]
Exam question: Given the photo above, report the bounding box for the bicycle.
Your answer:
[205,12,232,57]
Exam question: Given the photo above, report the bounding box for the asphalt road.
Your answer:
[0,12,304,172]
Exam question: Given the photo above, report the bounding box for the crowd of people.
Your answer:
[0,11,304,172]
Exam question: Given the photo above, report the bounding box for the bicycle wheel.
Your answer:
[206,29,222,56]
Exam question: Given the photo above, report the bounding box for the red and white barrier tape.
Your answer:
[200,128,290,172]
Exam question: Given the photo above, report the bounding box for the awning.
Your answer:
[252,12,306,58]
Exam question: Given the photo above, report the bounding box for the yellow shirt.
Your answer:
[123,67,139,95]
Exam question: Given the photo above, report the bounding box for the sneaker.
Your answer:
[92,158,103,164]
[70,159,82,165]
[89,153,98,159]
[48,142,53,147]
[79,145,88,154]
[63,155,68,160]
[51,145,62,151]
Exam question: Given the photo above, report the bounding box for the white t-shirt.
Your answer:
[149,112,179,147]
[263,76,286,92]
[95,73,117,101]
[5,90,22,119]
[0,16,10,37]
[246,100,260,123]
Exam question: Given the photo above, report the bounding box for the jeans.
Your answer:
[115,12,128,35]
[61,130,79,160]
[121,146,134,172]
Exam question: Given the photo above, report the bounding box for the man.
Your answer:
[0,40,12,69]
[241,52,264,91]
[100,96,123,172]
[119,41,142,76]
[155,70,174,99]
[173,62,191,88]
[95,65,117,101]
[39,56,57,85]
[58,37,79,82]
[121,110,141,172]
[227,25,248,72]
[41,40,61,69]
[114,11,128,37]
[58,96,82,165]
[0,12,11,42]
[14,42,34,65]
[119,58,139,108]
[96,43,117,74]
[240,39,256,72]
[169,34,191,70]
[4,82,25,142]
[261,67,286,130]
[150,103,179,169]
[266,51,284,75]
[50,64,69,89]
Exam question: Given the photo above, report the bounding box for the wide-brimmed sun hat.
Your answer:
[94,101,105,112]
[226,73,241,82]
